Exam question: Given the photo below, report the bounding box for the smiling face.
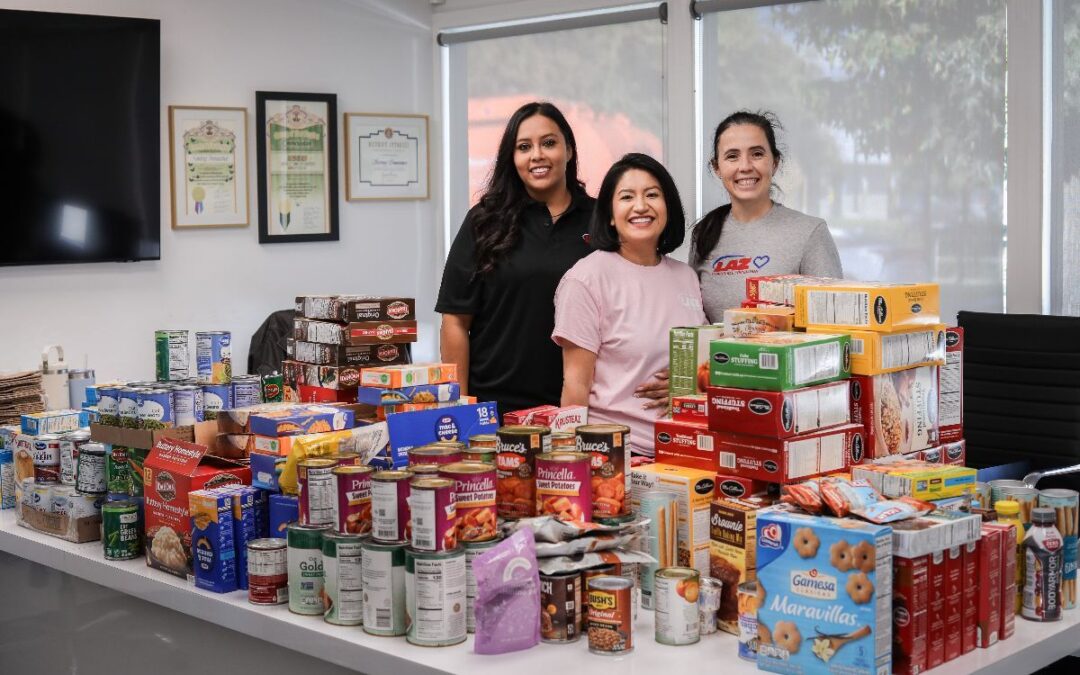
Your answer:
[714,123,777,211]
[611,168,667,252]
[513,113,572,201]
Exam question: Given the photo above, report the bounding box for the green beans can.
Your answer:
[405,547,467,646]
[102,500,143,560]
[287,523,329,615]
[323,532,364,626]
[361,539,407,636]
[155,330,190,382]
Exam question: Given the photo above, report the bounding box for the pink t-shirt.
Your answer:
[552,251,707,456]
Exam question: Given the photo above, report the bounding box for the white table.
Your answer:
[0,510,1076,675]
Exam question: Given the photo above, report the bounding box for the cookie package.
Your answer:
[755,509,892,675]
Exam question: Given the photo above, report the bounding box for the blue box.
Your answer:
[356,383,461,406]
[217,486,257,591]
[250,451,285,492]
[253,488,269,538]
[246,405,354,437]
[385,402,499,466]
[189,490,237,593]
[21,410,89,435]
[269,493,299,538]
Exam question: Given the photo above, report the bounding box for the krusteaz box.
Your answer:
[794,281,941,332]
[670,325,726,398]
[708,332,851,392]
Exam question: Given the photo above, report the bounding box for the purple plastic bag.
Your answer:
[473,529,541,654]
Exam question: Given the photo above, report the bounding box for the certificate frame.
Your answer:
[168,105,249,229]
[344,112,429,201]
[256,91,339,243]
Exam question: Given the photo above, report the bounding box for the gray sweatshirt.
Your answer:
[691,203,843,322]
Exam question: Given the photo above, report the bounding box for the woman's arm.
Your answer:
[560,341,596,407]
[440,313,472,396]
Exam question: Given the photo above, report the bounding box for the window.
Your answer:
[1047,0,1080,316]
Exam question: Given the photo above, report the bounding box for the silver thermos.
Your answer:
[68,368,96,409]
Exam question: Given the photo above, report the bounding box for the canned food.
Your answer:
[467,434,497,450]
[201,384,232,420]
[297,458,337,527]
[1040,489,1079,610]
[462,450,495,464]
[31,435,61,484]
[974,482,992,510]
[31,483,53,511]
[698,576,723,635]
[496,425,551,519]
[74,442,107,494]
[232,376,263,408]
[67,492,103,518]
[371,470,413,543]
[587,575,634,655]
[172,385,200,426]
[58,430,91,486]
[409,463,442,476]
[550,432,576,450]
[409,444,463,466]
[465,539,500,633]
[655,567,701,645]
[362,539,407,636]
[405,547,467,646]
[332,452,362,467]
[575,424,631,522]
[262,372,284,403]
[136,388,174,429]
[410,477,458,552]
[102,500,143,561]
[248,538,288,605]
[440,462,497,543]
[51,486,76,515]
[541,570,582,643]
[332,465,373,536]
[155,330,190,382]
[287,523,329,615]
[106,445,147,498]
[639,491,678,610]
[990,480,1039,528]
[323,532,364,625]
[118,387,143,429]
[737,581,760,661]
[97,385,121,425]
[196,331,232,384]
[535,452,592,523]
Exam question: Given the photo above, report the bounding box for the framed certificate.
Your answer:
[256,91,339,243]
[345,113,429,200]
[168,106,249,228]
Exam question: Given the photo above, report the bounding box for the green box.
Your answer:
[669,325,726,398]
[708,332,851,392]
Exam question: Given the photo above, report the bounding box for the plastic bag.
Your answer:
[537,548,656,576]
[533,531,642,557]
[473,530,541,654]
[500,515,641,543]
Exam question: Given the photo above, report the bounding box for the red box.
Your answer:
[503,405,558,426]
[705,381,850,438]
[297,384,359,403]
[714,423,862,483]
[713,473,768,500]
[945,546,964,662]
[672,395,708,424]
[530,405,588,432]
[850,368,940,459]
[654,418,720,472]
[977,525,1003,648]
[961,540,978,654]
[927,549,947,668]
[893,555,929,675]
[984,522,1017,641]
[939,327,964,443]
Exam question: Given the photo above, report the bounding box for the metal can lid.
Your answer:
[440,461,495,475]
[373,469,415,482]
[497,425,551,435]
[656,566,699,581]
[468,434,497,447]
[411,476,453,490]
[248,537,287,552]
[332,464,373,476]
[287,522,330,548]
[61,430,92,442]
[410,444,461,458]
[298,458,337,470]
[78,442,106,455]
[575,424,631,435]
[409,463,442,475]
[588,575,632,591]
[1039,489,1079,500]
[537,451,589,463]
[428,440,467,450]
[33,434,61,442]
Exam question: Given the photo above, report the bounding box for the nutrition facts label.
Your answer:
[940,350,962,426]
[806,290,871,327]
[408,555,466,642]
[372,481,400,541]
[793,342,841,386]
[791,384,849,434]
[881,330,939,370]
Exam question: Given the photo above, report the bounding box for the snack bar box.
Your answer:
[709,332,851,392]
[716,422,865,483]
[294,295,415,322]
[722,305,795,337]
[794,281,941,332]
[360,363,458,389]
[287,339,410,367]
[745,274,842,306]
[386,402,499,456]
[706,380,850,438]
[293,318,417,345]
[850,365,940,458]
[356,383,461,406]
[246,405,355,437]
[806,324,946,375]
[939,327,964,443]
[282,360,361,390]
[670,325,726,398]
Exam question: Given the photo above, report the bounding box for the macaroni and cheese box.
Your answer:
[807,324,946,375]
[246,405,355,437]
[794,281,941,332]
[356,383,460,406]
[386,402,499,457]
[631,463,715,576]
[670,325,726,398]
[939,327,964,443]
[710,498,763,634]
[755,511,893,675]
[249,450,286,491]
[709,332,851,392]
[706,381,851,438]
[723,306,796,336]
[654,418,720,472]
[359,363,458,388]
[850,366,940,458]
[715,423,864,484]
[189,489,238,593]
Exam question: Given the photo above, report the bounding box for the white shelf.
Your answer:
[0,510,1076,675]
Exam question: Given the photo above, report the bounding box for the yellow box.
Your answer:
[631,463,715,577]
[722,306,796,337]
[794,281,941,332]
[851,462,977,500]
[806,324,947,375]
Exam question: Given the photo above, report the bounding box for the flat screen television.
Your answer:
[0,9,160,266]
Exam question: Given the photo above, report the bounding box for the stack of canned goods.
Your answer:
[94,375,272,428]
[19,429,107,522]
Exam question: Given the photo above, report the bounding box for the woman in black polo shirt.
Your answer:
[436,102,594,416]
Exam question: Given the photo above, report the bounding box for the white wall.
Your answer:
[0,0,438,381]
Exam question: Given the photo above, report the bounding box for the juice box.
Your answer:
[807,324,946,375]
[669,325,726,398]
[794,281,941,332]
[631,463,715,576]
[708,332,851,392]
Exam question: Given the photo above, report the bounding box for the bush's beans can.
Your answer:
[31,435,61,484]
[698,576,723,635]
[535,452,592,523]
[155,330,190,382]
[74,442,107,494]
[408,444,463,466]
[323,532,364,625]
[465,539,499,633]
[587,575,634,655]
[332,465,373,536]
[575,424,631,523]
[117,387,143,428]
[97,386,121,425]
[137,388,174,430]
[655,567,701,645]
[496,425,551,520]
[298,458,336,527]
[410,477,457,552]
[248,538,288,605]
[102,500,143,560]
[196,331,232,384]
[405,547,467,646]
[232,375,263,408]
[58,430,90,486]
[550,432,576,450]
[466,434,497,462]
[371,470,413,543]
[541,570,582,643]
[172,385,200,426]
[737,581,760,660]
[1039,489,1079,610]
[440,462,497,543]
[362,539,407,636]
[262,372,284,403]
[201,384,232,420]
[287,523,329,615]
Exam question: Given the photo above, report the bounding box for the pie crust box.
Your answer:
[982,522,1017,642]
[670,325,726,398]
[714,422,865,484]
[709,332,851,392]
[893,554,930,675]
[294,295,415,323]
[287,339,410,367]
[794,281,941,332]
[939,327,964,443]
[709,497,762,634]
[975,524,1004,648]
[754,510,893,675]
[654,418,721,472]
[806,324,946,376]
[849,365,940,458]
[293,318,417,346]
[706,381,851,439]
[630,463,715,576]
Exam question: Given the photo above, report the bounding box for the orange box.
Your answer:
[795,281,941,332]
[360,363,458,388]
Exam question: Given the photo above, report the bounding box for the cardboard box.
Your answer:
[927,549,946,669]
[21,410,89,435]
[631,463,715,576]
[807,324,946,375]
[939,327,964,443]
[794,281,941,332]
[984,522,1017,641]
[530,405,588,432]
[713,473,769,500]
[893,554,929,675]
[143,437,250,580]
[850,366,940,458]
[386,402,499,457]
[714,423,863,483]
[502,405,558,426]
[294,295,415,322]
[287,339,409,367]
[722,306,795,336]
[706,381,850,438]
[654,418,720,472]
[669,325,726,398]
[296,385,358,403]
[671,395,707,424]
[745,274,840,306]
[293,318,418,345]
[90,420,218,451]
[709,498,761,634]
[709,332,851,392]
[853,463,977,501]
[922,439,966,465]
[359,363,458,389]
[356,383,461,406]
[976,525,1003,648]
[16,503,101,543]
[214,433,255,458]
[215,403,297,434]
[283,360,362,390]
[890,510,984,559]
[250,450,285,491]
[247,405,355,437]
[945,545,964,662]
[189,490,238,593]
[962,540,978,654]
[252,422,391,466]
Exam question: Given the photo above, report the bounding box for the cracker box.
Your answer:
[746,274,841,306]
[755,511,892,675]
[706,381,850,438]
[671,395,707,424]
[294,295,415,323]
[386,402,499,456]
[850,366,940,458]
[976,525,1003,648]
[961,540,978,654]
[670,325,726,398]
[794,281,941,332]
[715,423,864,484]
[247,405,354,437]
[709,332,851,392]
[21,409,89,436]
[359,363,458,389]
[710,498,762,634]
[282,361,361,390]
[723,306,796,337]
[356,383,461,406]
[939,327,964,443]
[502,405,558,426]
[531,405,588,432]
[714,473,769,500]
[654,418,720,472]
[287,339,411,367]
[807,324,946,375]
[893,554,929,675]
[631,463,715,576]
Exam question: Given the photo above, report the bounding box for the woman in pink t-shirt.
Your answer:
[552,153,706,458]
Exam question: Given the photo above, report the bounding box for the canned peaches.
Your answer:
[496,425,551,519]
[535,452,592,523]
[440,462,498,542]
[575,424,631,521]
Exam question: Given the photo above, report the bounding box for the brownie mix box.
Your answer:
[670,325,726,398]
[850,365,939,458]
[893,554,929,675]
[715,423,863,483]
[294,295,415,322]
[807,324,946,375]
[654,418,721,472]
[287,339,410,367]
[939,327,964,443]
[709,332,851,392]
[706,381,850,438]
[794,281,941,332]
[709,497,762,634]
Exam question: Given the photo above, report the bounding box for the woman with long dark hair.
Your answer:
[692,111,842,320]
[436,102,595,415]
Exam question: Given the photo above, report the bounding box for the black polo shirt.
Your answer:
[436,190,596,416]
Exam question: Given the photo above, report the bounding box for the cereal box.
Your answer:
[710,498,762,634]
[715,423,864,484]
[654,418,720,472]
[723,306,796,336]
[356,383,461,406]
[746,274,841,306]
[287,339,411,367]
[671,395,707,424]
[709,332,851,392]
[755,511,892,675]
[794,281,941,332]
[807,324,946,375]
[631,463,715,576]
[359,363,458,388]
[706,381,850,438]
[294,295,415,322]
[669,325,726,398]
[850,366,940,458]
[246,405,354,437]
[893,554,929,675]
[531,405,588,432]
[939,327,964,443]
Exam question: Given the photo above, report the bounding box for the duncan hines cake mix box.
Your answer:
[755,510,892,675]
[294,295,415,323]
[850,366,939,458]
[670,325,726,398]
[706,381,851,439]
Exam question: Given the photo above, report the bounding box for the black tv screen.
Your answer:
[0,9,160,266]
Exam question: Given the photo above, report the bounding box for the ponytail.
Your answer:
[692,204,731,268]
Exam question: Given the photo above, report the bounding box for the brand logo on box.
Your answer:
[946,331,960,347]
[843,342,851,370]
[791,569,838,600]
[851,380,862,401]
[657,432,672,444]
[339,370,360,387]
[760,522,783,549]
[748,398,772,415]
[781,400,793,432]
[264,383,281,399]
[695,479,715,496]
[719,480,746,498]
[763,460,779,473]
[377,345,400,361]
[874,296,888,324]
[387,301,410,320]
[376,324,394,340]
[435,415,460,441]
[946,443,964,461]
[713,352,730,365]
[851,434,864,463]
[156,471,177,502]
[895,605,911,627]
[911,303,923,314]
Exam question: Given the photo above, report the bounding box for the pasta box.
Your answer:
[705,381,850,438]
[806,324,946,375]
[287,339,410,367]
[359,363,458,388]
[669,325,726,398]
[282,360,362,390]
[850,366,940,458]
[386,402,499,457]
[294,295,415,322]
[654,418,720,472]
[715,423,864,483]
[246,405,354,437]
[722,306,795,336]
[249,450,286,491]
[939,327,964,443]
[188,489,237,593]
[708,332,851,392]
[794,281,941,332]
[356,383,461,406]
[745,274,842,306]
